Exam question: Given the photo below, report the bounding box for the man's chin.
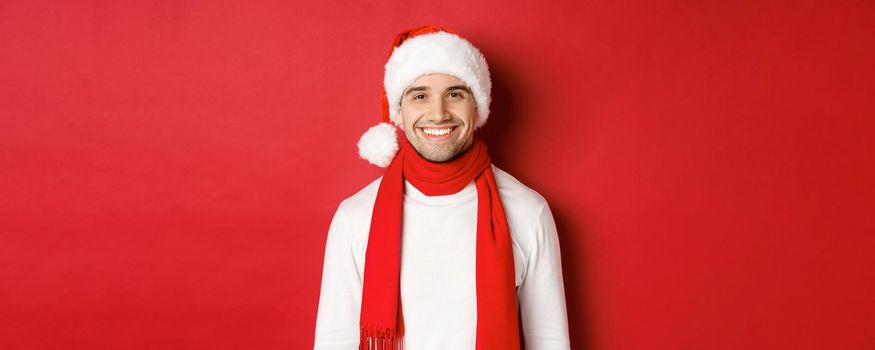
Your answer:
[416,144,462,162]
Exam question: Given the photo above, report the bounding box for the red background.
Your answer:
[2,1,873,349]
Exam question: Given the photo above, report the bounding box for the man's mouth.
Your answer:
[417,125,458,142]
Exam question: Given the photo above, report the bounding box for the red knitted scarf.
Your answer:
[359,132,521,349]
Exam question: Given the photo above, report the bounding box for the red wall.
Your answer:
[2,1,873,349]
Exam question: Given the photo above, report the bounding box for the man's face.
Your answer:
[399,73,479,162]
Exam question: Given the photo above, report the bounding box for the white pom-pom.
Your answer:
[356,122,399,167]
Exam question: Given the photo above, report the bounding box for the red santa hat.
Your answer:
[356,25,492,167]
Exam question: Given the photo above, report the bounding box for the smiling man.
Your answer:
[313,25,571,350]
[400,74,477,162]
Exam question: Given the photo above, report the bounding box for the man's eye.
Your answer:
[413,94,426,100]
[448,92,464,99]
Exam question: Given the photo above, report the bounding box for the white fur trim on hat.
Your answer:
[357,122,399,167]
[384,31,491,129]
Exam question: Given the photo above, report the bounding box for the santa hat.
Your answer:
[356,25,492,167]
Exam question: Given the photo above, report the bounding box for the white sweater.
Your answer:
[314,165,571,350]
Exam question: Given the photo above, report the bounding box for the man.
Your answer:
[314,25,570,350]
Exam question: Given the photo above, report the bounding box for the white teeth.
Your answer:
[422,128,452,136]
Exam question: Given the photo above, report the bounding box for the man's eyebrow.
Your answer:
[446,85,472,93]
[404,86,429,97]
[403,84,473,97]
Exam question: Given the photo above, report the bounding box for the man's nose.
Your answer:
[426,98,452,123]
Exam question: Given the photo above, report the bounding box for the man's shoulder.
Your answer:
[492,164,549,214]
[491,165,553,258]
[336,176,382,219]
